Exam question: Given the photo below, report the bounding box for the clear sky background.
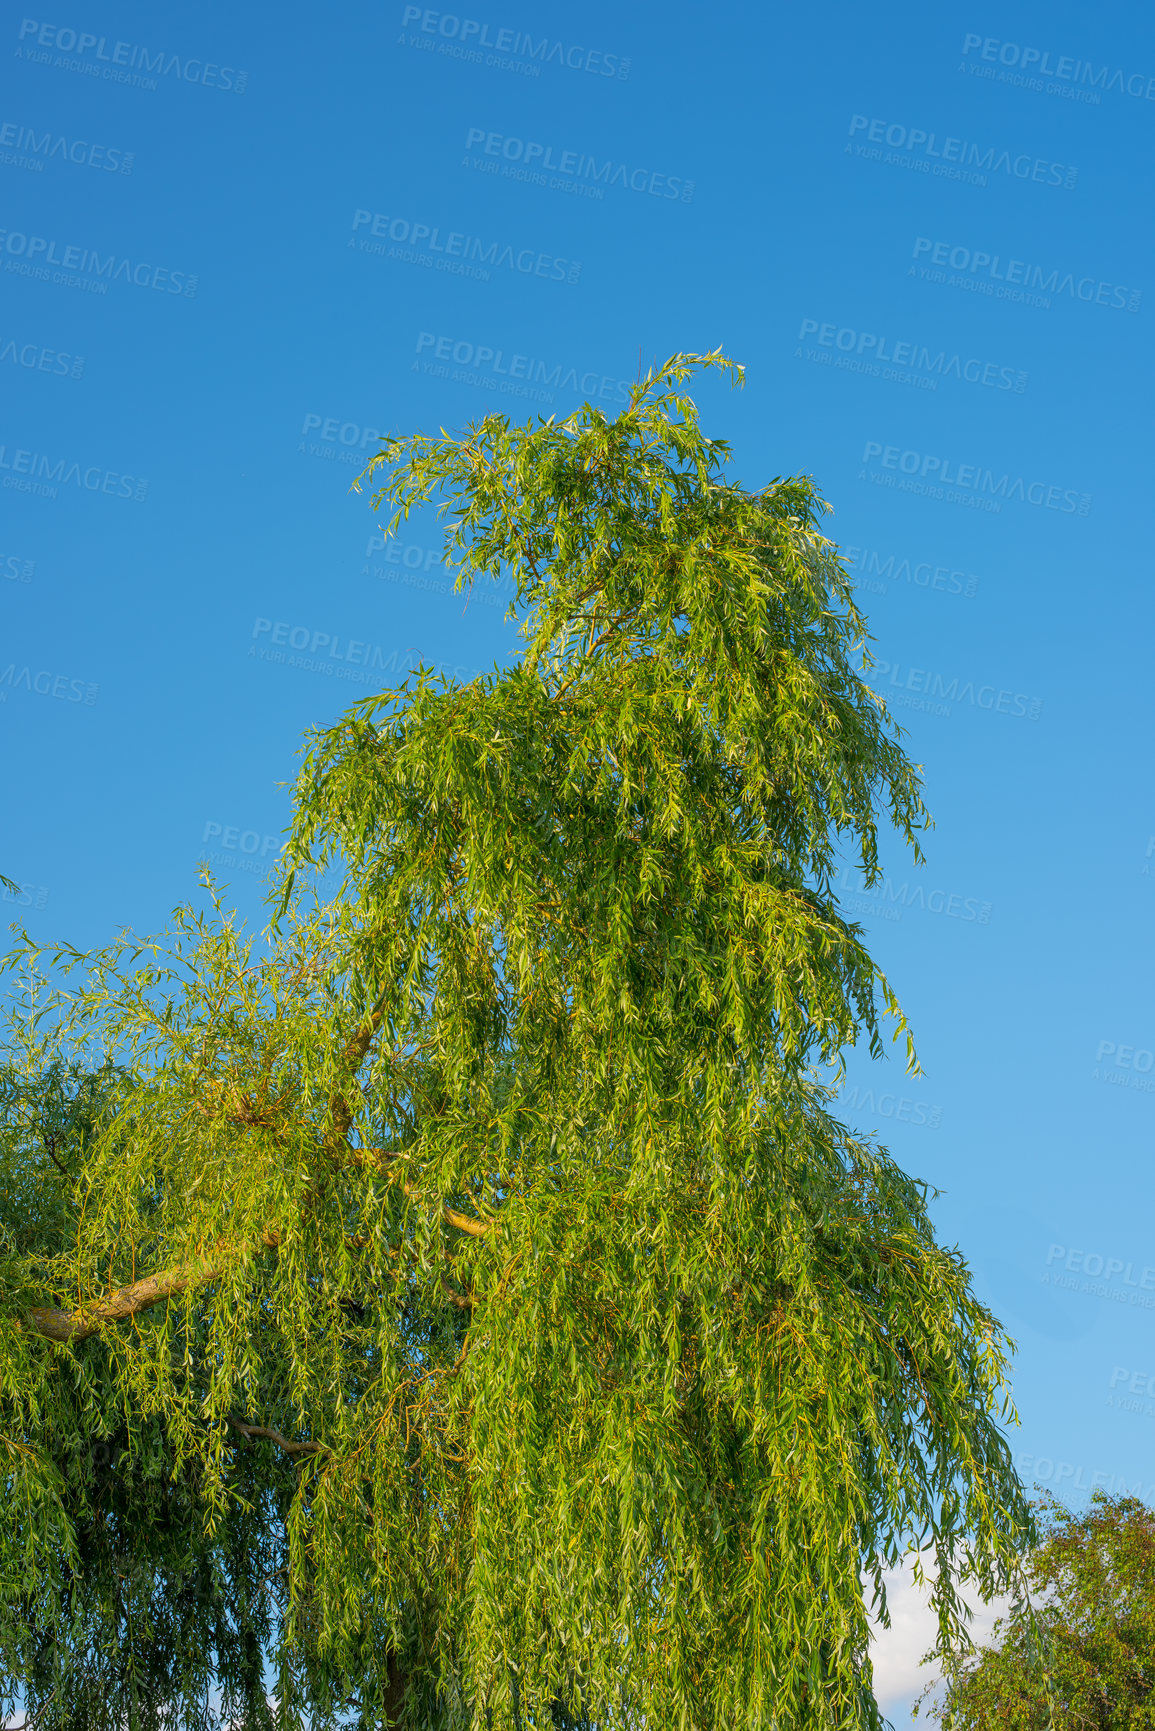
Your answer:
[3,0,1155,1720]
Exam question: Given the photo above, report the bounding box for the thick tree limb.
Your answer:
[226,1413,327,1456]
[382,1652,411,1729]
[25,1229,282,1343]
[22,1180,489,1342]
[440,1201,489,1238]
[327,990,392,1140]
[20,1007,491,1345]
[342,1146,494,1238]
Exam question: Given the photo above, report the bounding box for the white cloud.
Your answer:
[868,1558,1010,1728]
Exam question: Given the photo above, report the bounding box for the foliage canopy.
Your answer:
[0,355,1033,1730]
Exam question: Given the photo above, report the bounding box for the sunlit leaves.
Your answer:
[0,356,1032,1731]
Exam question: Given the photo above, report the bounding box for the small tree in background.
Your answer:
[920,1491,1155,1729]
[1,355,1035,1730]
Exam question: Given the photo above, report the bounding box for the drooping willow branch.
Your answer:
[19,986,493,1344]
[23,1230,283,1343]
[23,1180,491,1343]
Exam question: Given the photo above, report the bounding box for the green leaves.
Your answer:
[0,355,1032,1731]
[921,1492,1155,1729]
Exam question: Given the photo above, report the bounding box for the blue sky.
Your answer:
[3,0,1155,1718]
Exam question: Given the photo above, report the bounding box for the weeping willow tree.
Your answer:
[0,354,1034,1731]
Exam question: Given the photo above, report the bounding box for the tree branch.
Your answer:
[21,1116,491,1342]
[341,1146,495,1238]
[23,1229,281,1343]
[21,1185,487,1342]
[226,1413,327,1456]
[40,1130,73,1183]
[440,1201,490,1238]
[327,990,392,1141]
